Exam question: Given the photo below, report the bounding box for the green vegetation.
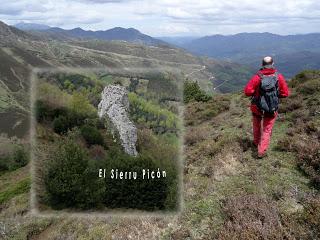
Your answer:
[0,177,30,204]
[80,125,104,146]
[45,137,104,210]
[178,71,320,239]
[277,70,320,190]
[204,59,254,93]
[184,94,230,125]
[144,72,181,102]
[129,92,179,134]
[104,150,169,210]
[183,80,211,103]
[33,71,180,212]
[0,135,29,172]
[68,92,97,116]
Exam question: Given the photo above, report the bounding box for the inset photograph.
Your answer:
[31,68,183,214]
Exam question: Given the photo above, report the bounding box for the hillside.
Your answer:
[1,70,319,239]
[0,21,253,137]
[181,32,320,78]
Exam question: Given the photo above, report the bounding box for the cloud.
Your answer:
[0,1,48,15]
[1,0,320,36]
[158,24,191,35]
[73,0,134,3]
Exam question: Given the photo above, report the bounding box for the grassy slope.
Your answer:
[0,70,319,239]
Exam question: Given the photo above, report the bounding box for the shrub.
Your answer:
[53,115,69,134]
[35,100,71,123]
[103,149,172,211]
[80,125,104,146]
[183,81,211,103]
[10,146,29,170]
[303,197,320,234]
[184,126,209,146]
[52,109,88,135]
[278,96,303,113]
[37,82,71,109]
[296,139,320,189]
[44,138,104,209]
[69,92,96,117]
[282,196,320,239]
[0,145,29,171]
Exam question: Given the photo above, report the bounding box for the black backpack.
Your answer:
[253,72,279,114]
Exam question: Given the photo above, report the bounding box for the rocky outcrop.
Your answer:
[98,85,138,156]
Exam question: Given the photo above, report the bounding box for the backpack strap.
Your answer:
[274,72,279,96]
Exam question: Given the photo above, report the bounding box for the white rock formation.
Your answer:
[98,85,138,156]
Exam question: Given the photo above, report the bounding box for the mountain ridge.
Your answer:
[14,23,168,46]
[178,32,320,78]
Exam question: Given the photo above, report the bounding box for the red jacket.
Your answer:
[244,67,290,115]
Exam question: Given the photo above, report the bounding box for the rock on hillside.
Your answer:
[98,85,138,156]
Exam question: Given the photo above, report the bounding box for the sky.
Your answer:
[1,0,320,37]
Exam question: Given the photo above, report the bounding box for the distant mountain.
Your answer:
[14,22,51,31]
[181,32,320,78]
[242,51,320,78]
[157,36,197,46]
[183,32,320,58]
[15,24,168,46]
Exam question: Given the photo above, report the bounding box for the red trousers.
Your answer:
[252,113,277,155]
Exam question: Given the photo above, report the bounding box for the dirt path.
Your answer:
[31,222,56,240]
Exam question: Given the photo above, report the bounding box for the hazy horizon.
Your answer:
[6,21,320,39]
[1,0,320,37]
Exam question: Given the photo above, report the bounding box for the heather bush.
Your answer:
[296,139,320,188]
[278,96,303,113]
[184,126,209,146]
[297,79,320,95]
[276,71,320,189]
[217,194,288,239]
[289,70,320,88]
[303,197,320,235]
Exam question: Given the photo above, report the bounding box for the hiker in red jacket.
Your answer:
[244,56,290,158]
